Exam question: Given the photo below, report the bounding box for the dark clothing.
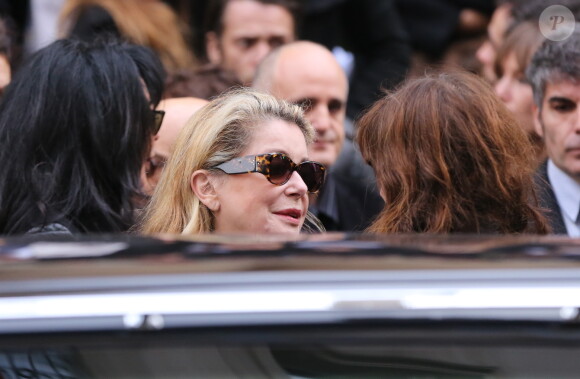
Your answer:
[534,161,567,235]
[22,211,84,240]
[310,139,384,232]
[0,349,90,378]
[311,171,383,232]
[26,222,74,237]
[395,0,494,57]
[165,0,206,59]
[300,0,411,120]
[0,0,28,45]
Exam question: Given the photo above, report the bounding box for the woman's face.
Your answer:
[212,119,310,234]
[494,53,536,134]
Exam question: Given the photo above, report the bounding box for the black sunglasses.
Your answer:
[213,153,326,193]
[152,109,165,135]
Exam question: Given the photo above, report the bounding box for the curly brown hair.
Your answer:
[356,71,549,234]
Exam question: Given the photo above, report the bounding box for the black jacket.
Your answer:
[300,0,411,120]
[312,139,384,232]
[534,161,567,235]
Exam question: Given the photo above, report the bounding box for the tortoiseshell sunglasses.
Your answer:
[213,153,326,193]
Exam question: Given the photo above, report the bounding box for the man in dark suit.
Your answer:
[253,41,383,231]
[527,26,580,236]
[534,161,567,234]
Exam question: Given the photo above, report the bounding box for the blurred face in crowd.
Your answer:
[211,119,309,234]
[142,97,208,195]
[0,53,10,91]
[495,53,535,134]
[535,80,580,182]
[206,0,295,85]
[268,43,348,167]
[476,3,511,83]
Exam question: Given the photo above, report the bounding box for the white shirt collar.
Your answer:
[547,159,580,236]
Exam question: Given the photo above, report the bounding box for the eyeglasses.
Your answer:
[152,110,165,135]
[214,153,326,193]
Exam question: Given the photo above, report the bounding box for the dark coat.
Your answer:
[534,161,567,234]
[312,140,384,233]
[300,0,411,120]
[317,172,384,232]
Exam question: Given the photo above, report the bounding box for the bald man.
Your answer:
[254,41,347,168]
[254,41,383,232]
[142,97,208,196]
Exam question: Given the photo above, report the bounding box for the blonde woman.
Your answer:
[139,88,326,235]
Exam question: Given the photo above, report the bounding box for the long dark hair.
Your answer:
[357,71,549,234]
[0,38,165,235]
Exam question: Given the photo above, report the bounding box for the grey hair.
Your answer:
[527,25,580,109]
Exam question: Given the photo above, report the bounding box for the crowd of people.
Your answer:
[0,0,578,237]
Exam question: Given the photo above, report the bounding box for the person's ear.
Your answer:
[205,32,222,64]
[191,170,220,211]
[533,103,544,138]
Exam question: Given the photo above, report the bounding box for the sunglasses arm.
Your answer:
[214,156,258,174]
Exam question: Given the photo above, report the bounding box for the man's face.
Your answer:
[206,0,294,84]
[535,80,580,182]
[271,47,348,167]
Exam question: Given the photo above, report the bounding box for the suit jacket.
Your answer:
[395,0,494,57]
[311,138,384,232]
[313,171,384,232]
[300,0,411,120]
[534,161,567,234]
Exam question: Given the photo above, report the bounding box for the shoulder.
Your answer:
[330,171,384,230]
[26,223,74,237]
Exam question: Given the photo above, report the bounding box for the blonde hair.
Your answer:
[60,0,197,72]
[139,88,314,235]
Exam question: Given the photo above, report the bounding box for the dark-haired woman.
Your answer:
[356,71,549,234]
[0,38,165,236]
